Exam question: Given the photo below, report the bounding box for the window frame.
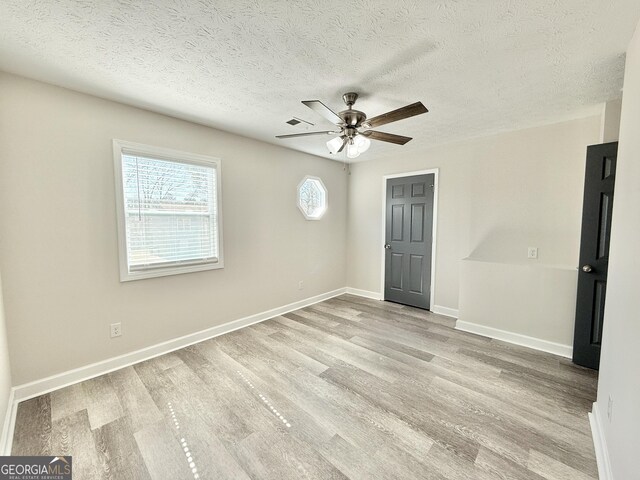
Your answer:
[297,175,328,220]
[113,139,224,282]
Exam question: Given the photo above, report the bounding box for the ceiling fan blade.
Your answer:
[365,102,428,128]
[276,130,337,139]
[337,137,348,153]
[362,130,412,145]
[302,100,343,125]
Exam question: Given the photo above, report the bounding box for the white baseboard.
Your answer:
[12,288,347,404]
[455,320,573,358]
[0,387,16,455]
[589,402,613,480]
[345,288,383,300]
[431,305,459,318]
[345,291,459,319]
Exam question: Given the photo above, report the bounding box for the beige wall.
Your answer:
[595,19,640,478]
[0,272,12,448]
[347,115,601,312]
[0,73,348,385]
[459,260,577,347]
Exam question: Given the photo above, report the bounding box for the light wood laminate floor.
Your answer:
[12,295,598,479]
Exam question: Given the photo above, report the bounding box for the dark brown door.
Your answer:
[384,174,434,309]
[573,142,618,370]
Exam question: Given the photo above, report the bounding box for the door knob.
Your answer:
[384,244,392,250]
[582,265,593,273]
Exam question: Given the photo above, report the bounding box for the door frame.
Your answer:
[380,168,439,306]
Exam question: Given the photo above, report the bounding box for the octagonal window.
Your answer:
[297,176,327,220]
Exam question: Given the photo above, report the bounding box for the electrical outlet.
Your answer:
[110,322,122,338]
[527,247,538,259]
[298,280,304,290]
[607,395,613,422]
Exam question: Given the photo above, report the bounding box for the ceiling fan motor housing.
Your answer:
[339,92,366,128]
[339,110,367,128]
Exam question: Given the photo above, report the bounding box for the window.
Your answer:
[297,176,327,220]
[113,140,223,281]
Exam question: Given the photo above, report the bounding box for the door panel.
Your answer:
[392,184,405,198]
[411,182,425,197]
[390,253,403,290]
[384,174,435,309]
[409,255,424,293]
[591,281,606,345]
[573,142,617,369]
[597,192,610,259]
[391,205,404,241]
[410,204,425,242]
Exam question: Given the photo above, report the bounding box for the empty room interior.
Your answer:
[1,1,640,479]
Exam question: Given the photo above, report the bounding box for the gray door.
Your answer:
[384,174,434,309]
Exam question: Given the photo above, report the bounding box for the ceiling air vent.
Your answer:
[286,117,314,127]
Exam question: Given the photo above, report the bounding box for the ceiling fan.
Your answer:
[276,92,428,159]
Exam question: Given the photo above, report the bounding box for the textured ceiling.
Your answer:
[1,1,639,162]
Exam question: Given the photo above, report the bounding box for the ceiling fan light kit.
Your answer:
[326,135,345,154]
[346,135,371,159]
[276,92,428,160]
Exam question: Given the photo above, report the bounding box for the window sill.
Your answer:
[119,260,224,282]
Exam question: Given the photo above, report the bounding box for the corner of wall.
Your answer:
[589,402,613,480]
[0,272,15,455]
[0,388,16,455]
[599,98,623,143]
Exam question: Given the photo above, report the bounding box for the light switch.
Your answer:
[527,247,538,259]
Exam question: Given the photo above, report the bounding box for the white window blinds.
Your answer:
[114,141,223,281]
